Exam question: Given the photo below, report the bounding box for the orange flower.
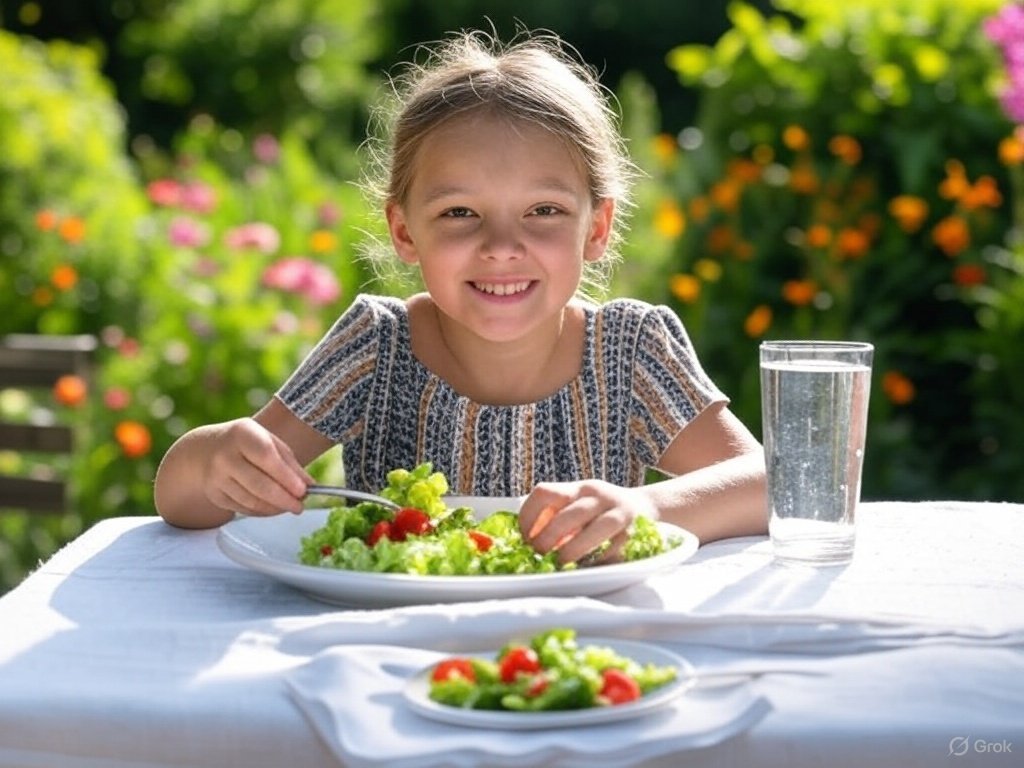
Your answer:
[744,304,773,337]
[687,196,710,224]
[652,133,678,165]
[654,199,686,239]
[938,160,969,201]
[789,163,820,195]
[727,158,761,184]
[706,225,734,255]
[58,216,86,244]
[882,371,915,405]
[51,264,79,291]
[782,279,817,306]
[932,215,970,257]
[837,227,871,259]
[733,240,755,260]
[952,263,986,286]
[828,135,862,165]
[889,195,929,233]
[782,124,810,152]
[308,230,337,253]
[115,421,152,459]
[35,209,58,231]
[998,133,1024,166]
[805,224,832,249]
[709,179,742,212]
[32,286,54,306]
[53,375,87,407]
[694,258,722,282]
[960,176,1002,211]
[669,273,701,304]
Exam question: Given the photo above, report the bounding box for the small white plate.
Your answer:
[216,496,698,608]
[402,638,696,730]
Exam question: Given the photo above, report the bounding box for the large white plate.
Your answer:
[403,638,696,730]
[216,496,698,607]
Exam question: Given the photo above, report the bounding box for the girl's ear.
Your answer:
[583,198,615,263]
[386,203,419,265]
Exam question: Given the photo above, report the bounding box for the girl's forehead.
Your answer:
[411,112,589,185]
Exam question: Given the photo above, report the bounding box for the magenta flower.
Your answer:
[317,201,342,227]
[180,181,217,214]
[262,257,341,306]
[147,179,181,207]
[985,3,1024,123]
[168,216,210,248]
[224,222,281,253]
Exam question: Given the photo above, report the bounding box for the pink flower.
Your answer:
[224,222,281,253]
[253,133,280,164]
[180,181,217,214]
[147,179,181,207]
[317,201,342,227]
[262,257,341,306]
[103,387,131,410]
[168,216,210,248]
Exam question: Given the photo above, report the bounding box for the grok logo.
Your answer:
[949,736,1013,757]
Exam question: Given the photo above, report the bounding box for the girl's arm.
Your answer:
[153,398,334,530]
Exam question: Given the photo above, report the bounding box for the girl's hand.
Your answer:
[518,480,658,566]
[201,418,313,516]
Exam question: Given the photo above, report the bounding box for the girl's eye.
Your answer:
[442,207,474,219]
[531,205,562,217]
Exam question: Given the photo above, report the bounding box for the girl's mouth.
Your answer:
[470,280,534,297]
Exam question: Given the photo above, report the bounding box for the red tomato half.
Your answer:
[599,668,641,705]
[392,508,431,541]
[498,646,542,683]
[468,531,493,552]
[431,658,476,684]
[366,520,392,546]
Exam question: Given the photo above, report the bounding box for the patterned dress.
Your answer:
[278,294,725,495]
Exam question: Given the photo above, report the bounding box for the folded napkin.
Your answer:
[286,644,771,768]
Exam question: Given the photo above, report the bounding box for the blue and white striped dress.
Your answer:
[278,294,725,495]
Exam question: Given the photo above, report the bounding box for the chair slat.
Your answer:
[0,422,74,453]
[0,476,67,513]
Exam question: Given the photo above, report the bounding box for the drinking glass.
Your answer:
[760,341,873,566]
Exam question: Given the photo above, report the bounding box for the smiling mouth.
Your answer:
[471,280,533,297]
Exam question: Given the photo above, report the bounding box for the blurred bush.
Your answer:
[647,0,1021,500]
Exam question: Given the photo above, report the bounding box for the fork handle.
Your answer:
[304,485,400,510]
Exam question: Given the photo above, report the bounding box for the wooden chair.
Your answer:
[0,334,97,513]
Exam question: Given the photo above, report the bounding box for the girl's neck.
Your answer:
[408,295,585,406]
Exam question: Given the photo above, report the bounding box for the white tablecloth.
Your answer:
[0,501,1022,767]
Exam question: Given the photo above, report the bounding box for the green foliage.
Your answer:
[652,0,1020,500]
[0,30,149,335]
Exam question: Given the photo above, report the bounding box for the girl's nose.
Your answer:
[479,223,526,261]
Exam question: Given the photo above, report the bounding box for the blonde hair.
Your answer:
[359,29,637,299]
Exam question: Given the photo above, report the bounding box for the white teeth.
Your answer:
[473,281,531,296]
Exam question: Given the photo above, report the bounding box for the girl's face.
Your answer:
[386,113,613,345]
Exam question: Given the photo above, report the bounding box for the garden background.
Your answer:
[2,0,1023,592]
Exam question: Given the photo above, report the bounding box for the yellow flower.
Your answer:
[694,258,722,282]
[828,135,862,166]
[654,199,686,239]
[669,273,701,304]
[309,230,337,253]
[652,133,678,165]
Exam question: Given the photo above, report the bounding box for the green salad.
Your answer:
[428,628,678,711]
[298,463,681,575]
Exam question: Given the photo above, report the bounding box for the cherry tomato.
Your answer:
[599,668,641,705]
[431,658,476,684]
[391,508,431,541]
[319,544,334,557]
[468,531,493,552]
[498,646,542,683]
[366,520,392,546]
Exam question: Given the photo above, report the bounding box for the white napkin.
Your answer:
[286,644,771,768]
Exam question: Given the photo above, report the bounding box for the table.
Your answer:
[1,501,1022,767]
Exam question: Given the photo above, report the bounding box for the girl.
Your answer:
[154,30,767,563]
